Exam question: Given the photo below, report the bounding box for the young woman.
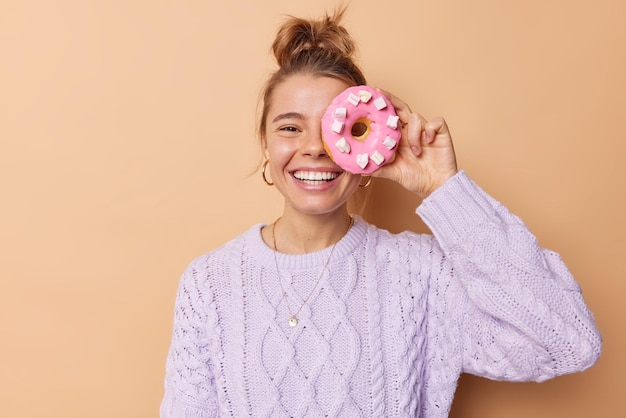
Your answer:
[160,9,601,417]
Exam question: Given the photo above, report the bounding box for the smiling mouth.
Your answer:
[292,170,340,185]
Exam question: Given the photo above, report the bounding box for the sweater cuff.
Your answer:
[416,170,498,247]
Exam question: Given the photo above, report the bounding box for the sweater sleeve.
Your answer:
[416,171,602,382]
[160,256,219,417]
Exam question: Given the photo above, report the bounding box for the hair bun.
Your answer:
[257,7,366,151]
[272,8,356,69]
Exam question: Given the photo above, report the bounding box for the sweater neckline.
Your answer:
[248,216,367,270]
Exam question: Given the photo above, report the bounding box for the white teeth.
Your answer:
[293,171,339,182]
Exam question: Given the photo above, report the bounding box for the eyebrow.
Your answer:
[271,112,305,123]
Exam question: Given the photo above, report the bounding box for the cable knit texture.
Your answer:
[160,171,601,417]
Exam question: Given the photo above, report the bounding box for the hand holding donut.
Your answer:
[321,86,458,199]
[373,90,458,199]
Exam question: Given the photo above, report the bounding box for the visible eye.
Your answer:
[276,125,302,137]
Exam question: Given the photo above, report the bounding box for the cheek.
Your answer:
[266,139,295,163]
[265,144,291,181]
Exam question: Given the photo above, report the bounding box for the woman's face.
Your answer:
[263,74,361,217]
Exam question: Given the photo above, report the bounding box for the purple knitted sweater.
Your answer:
[160,171,601,417]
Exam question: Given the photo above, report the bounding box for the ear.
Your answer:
[261,135,270,160]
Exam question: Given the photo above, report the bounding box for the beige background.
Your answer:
[1,0,623,416]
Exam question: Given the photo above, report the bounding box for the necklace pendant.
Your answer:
[288,317,298,327]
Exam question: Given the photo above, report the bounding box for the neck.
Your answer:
[270,210,353,254]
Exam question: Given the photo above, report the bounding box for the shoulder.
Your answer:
[356,218,439,261]
[178,224,266,287]
[359,218,432,244]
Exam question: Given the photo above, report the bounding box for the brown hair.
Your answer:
[257,7,366,144]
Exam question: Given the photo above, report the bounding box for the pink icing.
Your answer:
[322,86,400,175]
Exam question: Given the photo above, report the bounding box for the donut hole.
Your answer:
[351,118,371,142]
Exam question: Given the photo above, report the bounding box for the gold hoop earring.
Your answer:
[359,176,372,188]
[261,160,274,186]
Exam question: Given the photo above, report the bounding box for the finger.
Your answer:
[407,113,423,156]
[377,88,412,122]
[424,117,449,144]
[376,87,429,155]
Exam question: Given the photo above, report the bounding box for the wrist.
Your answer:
[416,169,458,199]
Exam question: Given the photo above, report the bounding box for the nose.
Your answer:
[301,125,328,158]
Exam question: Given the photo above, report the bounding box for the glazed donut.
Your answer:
[322,85,400,175]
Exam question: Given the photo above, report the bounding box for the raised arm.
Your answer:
[419,172,601,381]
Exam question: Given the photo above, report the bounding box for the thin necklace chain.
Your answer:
[272,216,354,328]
